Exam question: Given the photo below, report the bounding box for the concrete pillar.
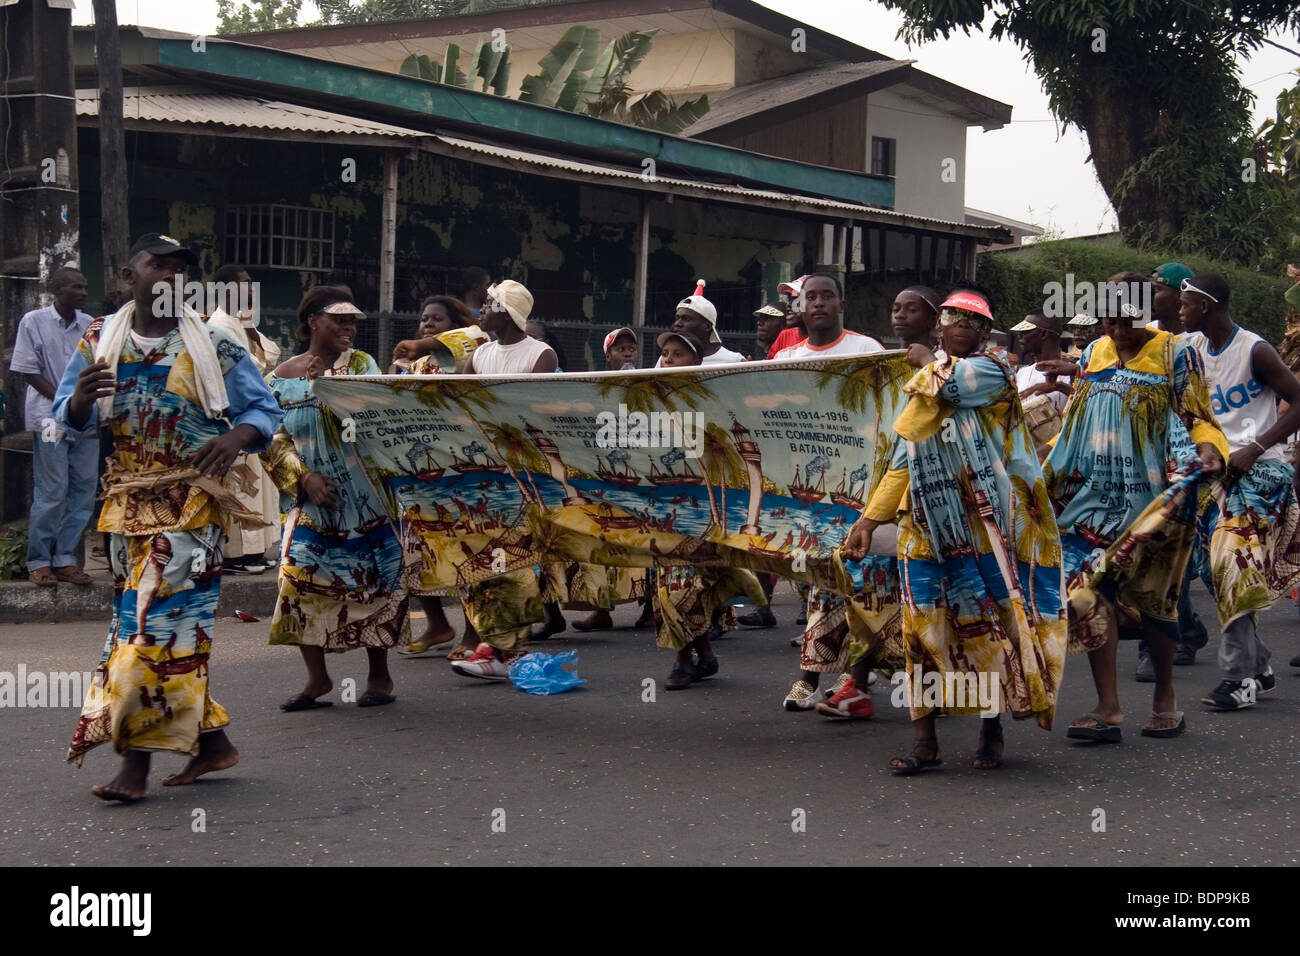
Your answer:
[1,0,81,521]
[761,261,790,305]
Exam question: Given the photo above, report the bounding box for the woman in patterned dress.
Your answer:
[264,286,409,710]
[845,283,1067,772]
[1041,272,1226,741]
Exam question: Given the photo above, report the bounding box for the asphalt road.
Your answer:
[1,583,1297,866]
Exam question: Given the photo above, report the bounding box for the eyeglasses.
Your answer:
[939,308,992,332]
[1180,278,1219,304]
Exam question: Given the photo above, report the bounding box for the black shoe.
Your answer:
[1290,653,1300,668]
[1201,678,1259,710]
[694,657,719,681]
[1256,667,1275,694]
[666,660,698,690]
[1173,645,1196,665]
[737,607,777,628]
[795,611,807,626]
[224,559,252,575]
[1135,655,1155,683]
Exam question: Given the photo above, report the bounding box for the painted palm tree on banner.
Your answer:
[481,420,550,504]
[596,371,716,420]
[701,421,749,535]
[408,378,535,506]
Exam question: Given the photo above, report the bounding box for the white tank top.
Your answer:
[471,336,555,375]
[1188,327,1285,461]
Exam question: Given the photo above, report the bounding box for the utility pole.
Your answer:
[92,0,130,302]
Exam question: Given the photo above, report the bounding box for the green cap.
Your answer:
[1286,283,1300,311]
[1152,262,1194,289]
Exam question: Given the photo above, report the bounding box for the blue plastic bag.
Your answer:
[508,650,587,695]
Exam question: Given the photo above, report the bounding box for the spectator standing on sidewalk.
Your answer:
[10,266,97,587]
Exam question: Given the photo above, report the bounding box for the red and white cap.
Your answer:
[675,279,720,344]
[939,290,993,321]
[603,326,637,352]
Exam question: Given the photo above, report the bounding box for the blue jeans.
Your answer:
[26,433,99,571]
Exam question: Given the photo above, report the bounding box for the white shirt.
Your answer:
[1015,363,1069,411]
[1184,327,1285,461]
[470,335,555,375]
[702,345,746,365]
[774,330,883,360]
[9,304,93,432]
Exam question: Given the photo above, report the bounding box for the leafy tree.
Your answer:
[878,1,1300,264]
[1260,71,1300,185]
[515,26,710,133]
[217,0,303,32]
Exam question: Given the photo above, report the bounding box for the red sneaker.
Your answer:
[450,643,511,681]
[814,677,874,719]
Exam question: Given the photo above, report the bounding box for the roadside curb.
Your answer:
[0,573,280,622]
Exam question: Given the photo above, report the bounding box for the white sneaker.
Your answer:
[783,679,823,711]
[450,643,511,681]
[828,672,851,697]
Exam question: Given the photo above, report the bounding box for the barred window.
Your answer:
[225,204,334,272]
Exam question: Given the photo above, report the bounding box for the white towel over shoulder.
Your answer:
[94,300,229,422]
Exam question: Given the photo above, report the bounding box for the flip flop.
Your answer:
[1066,712,1122,742]
[280,693,333,712]
[357,690,397,707]
[1140,710,1186,738]
[397,640,453,659]
[447,644,476,661]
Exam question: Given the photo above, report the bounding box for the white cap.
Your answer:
[675,295,720,344]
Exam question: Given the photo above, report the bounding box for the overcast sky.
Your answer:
[72,0,1300,238]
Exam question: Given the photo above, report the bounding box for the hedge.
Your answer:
[978,239,1295,344]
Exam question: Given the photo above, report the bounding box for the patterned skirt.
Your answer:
[68,527,229,765]
[1195,459,1300,628]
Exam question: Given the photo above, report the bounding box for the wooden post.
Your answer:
[92,0,129,303]
[378,149,398,361]
[632,194,649,328]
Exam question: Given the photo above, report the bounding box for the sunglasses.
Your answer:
[1180,278,1219,304]
[939,308,992,332]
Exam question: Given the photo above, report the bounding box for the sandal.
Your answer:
[973,719,1004,770]
[1140,710,1186,738]
[280,693,332,712]
[53,566,94,586]
[447,644,476,662]
[28,567,56,587]
[1066,712,1122,743]
[358,690,397,707]
[890,738,942,775]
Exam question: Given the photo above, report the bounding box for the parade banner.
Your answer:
[312,354,912,596]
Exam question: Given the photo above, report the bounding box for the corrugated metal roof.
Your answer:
[685,60,914,134]
[76,87,426,139]
[72,85,996,237]
[430,134,989,234]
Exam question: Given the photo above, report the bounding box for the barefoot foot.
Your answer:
[162,732,239,786]
[92,751,150,802]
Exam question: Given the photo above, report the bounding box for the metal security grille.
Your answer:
[225,204,335,272]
